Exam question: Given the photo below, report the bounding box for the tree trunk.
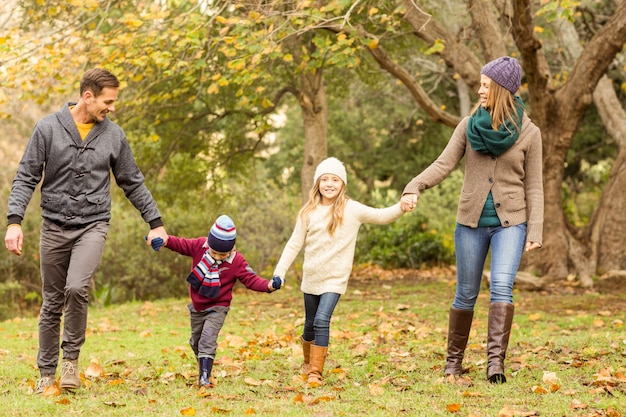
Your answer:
[298,69,328,203]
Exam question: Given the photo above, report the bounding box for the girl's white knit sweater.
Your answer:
[273,200,404,295]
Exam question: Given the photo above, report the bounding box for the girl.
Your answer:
[273,157,413,386]
[401,56,543,384]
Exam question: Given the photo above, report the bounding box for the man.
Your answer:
[4,68,168,394]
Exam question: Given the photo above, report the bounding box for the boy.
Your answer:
[161,215,282,388]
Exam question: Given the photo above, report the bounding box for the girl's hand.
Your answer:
[400,193,418,212]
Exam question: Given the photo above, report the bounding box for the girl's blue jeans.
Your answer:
[452,223,526,310]
[303,292,341,347]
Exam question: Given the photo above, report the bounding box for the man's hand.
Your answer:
[5,225,23,256]
[146,226,168,251]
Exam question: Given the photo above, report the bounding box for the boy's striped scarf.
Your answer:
[186,251,221,298]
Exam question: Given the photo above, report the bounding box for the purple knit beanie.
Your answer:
[481,56,522,94]
[208,215,237,252]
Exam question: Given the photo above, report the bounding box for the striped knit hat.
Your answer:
[208,215,237,252]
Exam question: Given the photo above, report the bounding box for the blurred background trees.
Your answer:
[1,0,625,318]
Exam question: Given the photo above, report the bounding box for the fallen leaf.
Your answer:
[531,385,548,394]
[542,371,558,384]
[244,377,262,386]
[42,384,61,397]
[446,403,461,413]
[368,384,384,396]
[180,407,196,416]
[85,362,103,378]
[55,398,70,405]
[211,406,232,413]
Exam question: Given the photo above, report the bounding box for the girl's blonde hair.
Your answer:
[471,79,522,132]
[299,179,348,236]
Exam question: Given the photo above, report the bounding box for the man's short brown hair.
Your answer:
[80,69,120,97]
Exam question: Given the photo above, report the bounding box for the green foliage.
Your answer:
[355,173,462,269]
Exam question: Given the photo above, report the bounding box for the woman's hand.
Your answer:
[525,241,542,252]
[400,193,418,212]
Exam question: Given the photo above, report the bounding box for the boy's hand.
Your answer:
[269,276,284,292]
[145,236,164,251]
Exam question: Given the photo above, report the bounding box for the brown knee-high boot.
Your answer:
[301,336,313,374]
[486,303,514,384]
[444,308,474,377]
[307,345,328,387]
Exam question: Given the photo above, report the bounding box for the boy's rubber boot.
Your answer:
[444,308,474,377]
[301,336,313,374]
[486,303,514,384]
[307,345,328,387]
[199,357,214,388]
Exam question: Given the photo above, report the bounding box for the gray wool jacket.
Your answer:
[7,103,162,229]
[403,113,544,245]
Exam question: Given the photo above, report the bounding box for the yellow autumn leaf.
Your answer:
[261,97,274,108]
[215,16,228,24]
[368,39,379,49]
[446,403,461,413]
[207,83,219,95]
[528,313,542,321]
[369,7,379,16]
[283,54,293,62]
[180,407,196,416]
[531,385,548,394]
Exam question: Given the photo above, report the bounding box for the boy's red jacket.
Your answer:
[165,236,271,311]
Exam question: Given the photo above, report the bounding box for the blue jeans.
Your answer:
[452,224,526,310]
[303,292,341,347]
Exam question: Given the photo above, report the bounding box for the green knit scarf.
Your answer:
[467,96,525,156]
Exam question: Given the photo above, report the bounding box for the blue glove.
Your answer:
[271,276,283,290]
[144,236,164,251]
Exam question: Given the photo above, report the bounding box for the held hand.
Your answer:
[5,225,23,256]
[146,226,168,251]
[145,236,164,251]
[268,276,284,292]
[400,193,418,212]
[525,241,542,252]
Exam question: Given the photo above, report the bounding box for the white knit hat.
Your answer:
[313,157,347,185]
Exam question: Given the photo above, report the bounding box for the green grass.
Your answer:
[0,270,625,416]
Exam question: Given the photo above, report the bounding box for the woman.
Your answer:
[401,56,543,384]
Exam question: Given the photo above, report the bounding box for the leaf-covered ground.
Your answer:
[0,265,624,416]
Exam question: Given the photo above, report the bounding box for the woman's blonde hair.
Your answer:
[472,79,522,132]
[299,179,348,236]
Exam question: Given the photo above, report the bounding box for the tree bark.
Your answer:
[298,68,328,203]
